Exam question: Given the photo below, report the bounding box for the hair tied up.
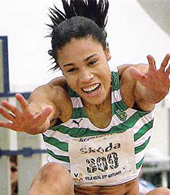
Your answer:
[48,0,109,30]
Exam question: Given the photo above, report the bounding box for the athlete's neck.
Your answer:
[82,91,111,113]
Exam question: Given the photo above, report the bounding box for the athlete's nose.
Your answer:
[79,69,94,82]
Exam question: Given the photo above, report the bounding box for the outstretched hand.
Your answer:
[129,54,170,93]
[0,94,53,134]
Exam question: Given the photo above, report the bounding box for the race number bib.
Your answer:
[69,130,137,186]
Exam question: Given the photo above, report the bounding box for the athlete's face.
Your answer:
[57,37,111,105]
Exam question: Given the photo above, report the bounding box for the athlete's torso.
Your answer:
[43,68,154,189]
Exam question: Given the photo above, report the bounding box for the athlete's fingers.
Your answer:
[33,107,52,125]
[1,100,21,117]
[35,107,52,120]
[165,64,170,75]
[147,55,157,72]
[15,93,29,112]
[129,66,146,82]
[0,107,16,122]
[160,54,170,72]
[0,120,14,129]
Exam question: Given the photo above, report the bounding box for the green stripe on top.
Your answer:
[135,137,151,154]
[111,71,120,91]
[136,157,144,169]
[47,149,70,163]
[50,111,149,137]
[66,83,79,98]
[43,135,68,152]
[134,120,153,141]
[112,100,128,115]
[72,107,87,119]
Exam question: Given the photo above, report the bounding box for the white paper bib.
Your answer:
[69,130,137,186]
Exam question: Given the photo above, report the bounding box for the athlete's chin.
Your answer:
[83,95,108,105]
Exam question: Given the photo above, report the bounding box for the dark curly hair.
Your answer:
[47,0,109,70]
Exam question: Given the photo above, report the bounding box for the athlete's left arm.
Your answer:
[129,54,170,110]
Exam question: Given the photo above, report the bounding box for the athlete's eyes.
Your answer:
[67,68,78,73]
[88,60,97,66]
[66,60,97,73]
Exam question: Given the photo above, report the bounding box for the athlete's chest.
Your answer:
[83,104,112,129]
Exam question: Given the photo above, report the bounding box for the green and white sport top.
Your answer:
[43,70,154,186]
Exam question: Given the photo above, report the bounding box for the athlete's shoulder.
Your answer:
[117,64,152,110]
[117,64,149,79]
[31,76,69,106]
[48,76,67,90]
[41,76,72,122]
[46,76,71,104]
[117,64,148,77]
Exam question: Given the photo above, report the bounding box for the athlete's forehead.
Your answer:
[56,37,105,67]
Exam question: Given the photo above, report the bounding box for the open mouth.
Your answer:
[82,83,101,93]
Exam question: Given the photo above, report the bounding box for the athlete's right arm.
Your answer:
[0,82,61,135]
